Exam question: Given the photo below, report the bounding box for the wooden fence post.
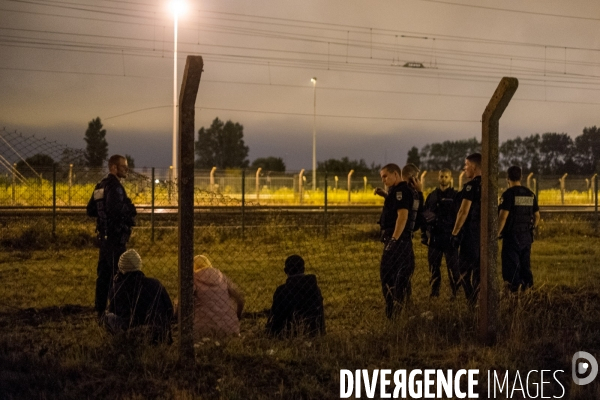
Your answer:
[178,55,203,367]
[480,77,518,346]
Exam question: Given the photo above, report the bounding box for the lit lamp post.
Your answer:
[170,0,186,176]
[311,77,317,191]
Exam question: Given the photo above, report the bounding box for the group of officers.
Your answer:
[87,153,541,323]
[377,153,540,318]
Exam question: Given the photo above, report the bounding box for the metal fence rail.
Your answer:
[1,166,598,207]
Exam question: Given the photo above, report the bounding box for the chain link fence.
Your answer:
[0,198,434,337]
[1,127,599,342]
[2,165,599,207]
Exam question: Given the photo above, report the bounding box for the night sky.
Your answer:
[1,0,599,170]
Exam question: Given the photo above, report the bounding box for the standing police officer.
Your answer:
[87,154,137,318]
[421,169,460,298]
[451,153,482,305]
[378,163,423,318]
[498,166,540,292]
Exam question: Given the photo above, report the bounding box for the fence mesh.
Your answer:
[0,203,435,335]
[1,128,599,342]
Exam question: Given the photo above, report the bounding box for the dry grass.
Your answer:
[1,217,600,399]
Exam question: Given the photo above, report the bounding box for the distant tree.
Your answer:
[195,117,249,169]
[125,154,135,170]
[499,134,541,174]
[84,117,108,168]
[251,157,285,172]
[16,153,56,178]
[420,138,481,171]
[573,126,600,174]
[58,148,87,170]
[317,157,380,175]
[406,146,420,168]
[539,133,574,175]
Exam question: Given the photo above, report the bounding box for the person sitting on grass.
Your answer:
[266,255,325,337]
[187,255,245,339]
[104,249,174,344]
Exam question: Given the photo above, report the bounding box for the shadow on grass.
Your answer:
[1,284,600,399]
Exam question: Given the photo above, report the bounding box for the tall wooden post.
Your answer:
[178,55,203,366]
[480,77,518,345]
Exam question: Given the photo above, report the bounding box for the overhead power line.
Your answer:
[418,0,600,22]
[103,105,480,123]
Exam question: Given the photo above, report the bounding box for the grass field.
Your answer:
[1,216,600,399]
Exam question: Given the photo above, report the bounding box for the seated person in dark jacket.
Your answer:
[105,249,174,344]
[266,255,325,337]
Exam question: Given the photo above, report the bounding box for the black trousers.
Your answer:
[501,234,533,292]
[458,240,480,305]
[95,239,126,315]
[380,239,415,317]
[428,243,460,296]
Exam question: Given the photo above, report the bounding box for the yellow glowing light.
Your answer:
[169,0,186,16]
[311,77,317,83]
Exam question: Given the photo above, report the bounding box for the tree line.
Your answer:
[14,116,599,178]
[408,126,600,175]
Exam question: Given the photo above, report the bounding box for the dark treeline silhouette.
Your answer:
[411,126,600,175]
[317,157,381,175]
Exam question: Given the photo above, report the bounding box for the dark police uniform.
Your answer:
[87,174,136,316]
[379,181,422,318]
[499,185,539,292]
[457,176,481,304]
[422,187,460,297]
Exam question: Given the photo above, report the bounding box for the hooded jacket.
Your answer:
[193,267,243,338]
[107,270,173,342]
[266,274,325,337]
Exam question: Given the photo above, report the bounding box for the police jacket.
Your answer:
[379,181,422,241]
[87,174,137,242]
[499,185,538,235]
[266,273,325,337]
[423,187,458,237]
[460,176,481,245]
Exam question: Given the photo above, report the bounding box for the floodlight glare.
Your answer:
[169,0,186,16]
[311,77,317,83]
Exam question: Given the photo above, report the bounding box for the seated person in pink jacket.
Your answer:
[266,255,325,337]
[191,255,245,339]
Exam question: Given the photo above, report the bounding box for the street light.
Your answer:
[311,77,317,191]
[170,0,186,176]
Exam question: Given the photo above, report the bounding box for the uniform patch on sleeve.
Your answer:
[396,192,403,201]
[466,185,472,192]
[514,196,534,206]
[93,188,104,200]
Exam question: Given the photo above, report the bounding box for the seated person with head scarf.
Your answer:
[104,249,174,344]
[266,255,325,337]
[189,255,245,339]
